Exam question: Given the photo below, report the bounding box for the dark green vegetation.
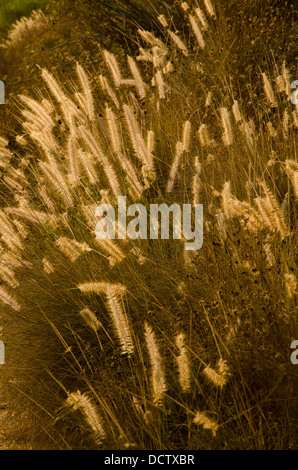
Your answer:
[0,0,49,40]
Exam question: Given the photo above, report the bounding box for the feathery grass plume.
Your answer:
[192,157,202,205]
[155,70,166,99]
[217,358,230,377]
[61,98,87,126]
[21,122,38,140]
[75,92,89,115]
[123,104,154,170]
[82,203,99,230]
[116,152,144,200]
[41,69,69,110]
[282,61,292,98]
[182,121,191,152]
[1,1,297,450]
[285,160,298,199]
[168,31,189,56]
[225,318,241,345]
[261,72,277,107]
[25,119,57,150]
[215,208,227,241]
[78,126,121,197]
[14,193,30,208]
[0,260,19,287]
[203,0,216,18]
[137,29,167,50]
[193,410,219,437]
[259,182,289,238]
[78,282,134,355]
[103,50,123,87]
[130,246,147,265]
[220,107,233,146]
[181,2,189,12]
[22,109,51,133]
[29,131,59,159]
[39,160,74,207]
[205,91,212,107]
[106,285,134,355]
[38,186,57,214]
[283,110,289,138]
[144,322,167,406]
[281,192,290,222]
[136,46,153,63]
[99,75,120,109]
[41,98,54,115]
[276,74,286,94]
[19,95,55,130]
[198,123,210,147]
[80,307,102,332]
[67,133,81,187]
[267,121,277,138]
[175,333,191,392]
[189,15,205,49]
[240,120,255,151]
[221,182,240,219]
[166,141,183,193]
[42,257,54,275]
[5,205,52,227]
[232,100,242,123]
[127,56,147,99]
[0,286,21,311]
[284,273,297,299]
[99,189,113,205]
[55,237,91,262]
[105,106,122,154]
[94,237,126,267]
[132,395,146,417]
[195,7,208,30]
[133,398,154,427]
[163,61,174,74]
[66,391,105,444]
[147,131,155,154]
[254,197,274,232]
[0,251,28,270]
[24,132,56,164]
[0,211,23,252]
[157,14,168,28]
[254,194,288,239]
[120,79,136,86]
[0,137,12,168]
[177,281,187,297]
[203,358,230,388]
[10,219,27,241]
[78,150,98,185]
[3,9,53,50]
[76,63,95,121]
[4,176,26,194]
[263,241,276,266]
[221,182,264,232]
[151,46,168,68]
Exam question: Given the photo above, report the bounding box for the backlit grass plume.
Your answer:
[0,0,297,450]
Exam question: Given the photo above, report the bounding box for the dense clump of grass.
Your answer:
[0,0,49,41]
[0,0,297,450]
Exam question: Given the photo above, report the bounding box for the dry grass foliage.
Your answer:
[0,0,297,450]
